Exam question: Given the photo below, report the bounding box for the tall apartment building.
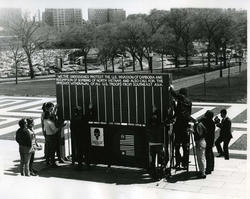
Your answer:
[88,8,126,25]
[42,8,83,29]
[0,8,22,26]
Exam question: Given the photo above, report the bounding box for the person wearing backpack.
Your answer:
[193,120,207,179]
[170,86,192,169]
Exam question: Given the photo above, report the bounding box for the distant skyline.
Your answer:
[0,0,248,20]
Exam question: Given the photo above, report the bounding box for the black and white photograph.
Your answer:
[0,0,248,198]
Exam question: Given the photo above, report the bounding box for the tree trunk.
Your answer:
[223,44,227,68]
[207,42,211,69]
[111,57,115,72]
[215,48,219,65]
[132,56,136,71]
[15,61,18,84]
[27,54,34,79]
[139,58,143,71]
[161,53,164,72]
[185,46,189,67]
[84,54,87,73]
[174,55,178,68]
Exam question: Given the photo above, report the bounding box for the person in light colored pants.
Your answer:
[196,139,206,177]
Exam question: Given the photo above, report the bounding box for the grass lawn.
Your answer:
[0,80,56,97]
[0,71,247,103]
[188,71,247,103]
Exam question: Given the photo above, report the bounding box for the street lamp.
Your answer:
[149,52,153,73]
[226,48,232,88]
[219,47,223,77]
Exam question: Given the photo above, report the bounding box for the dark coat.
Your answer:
[217,117,232,140]
[16,128,32,147]
[200,117,215,148]
[147,112,163,143]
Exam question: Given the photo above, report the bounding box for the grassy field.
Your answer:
[188,71,247,103]
[0,71,247,103]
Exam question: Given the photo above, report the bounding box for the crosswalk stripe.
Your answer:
[0,96,247,159]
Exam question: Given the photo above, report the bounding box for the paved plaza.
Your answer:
[0,95,248,199]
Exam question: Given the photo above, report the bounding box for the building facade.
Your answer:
[0,8,22,26]
[88,8,126,25]
[42,8,83,29]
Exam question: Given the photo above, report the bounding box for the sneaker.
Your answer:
[216,154,224,157]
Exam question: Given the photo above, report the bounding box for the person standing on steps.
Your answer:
[215,109,232,160]
[198,110,215,175]
[169,85,192,169]
[16,118,32,176]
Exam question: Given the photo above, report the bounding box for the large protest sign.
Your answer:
[56,73,172,125]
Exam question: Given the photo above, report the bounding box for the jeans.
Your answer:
[196,139,206,175]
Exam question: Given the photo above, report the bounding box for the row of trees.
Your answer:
[1,8,247,79]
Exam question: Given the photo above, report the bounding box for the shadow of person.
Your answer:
[166,171,200,183]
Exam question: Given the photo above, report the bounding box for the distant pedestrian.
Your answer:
[16,118,32,176]
[215,109,232,160]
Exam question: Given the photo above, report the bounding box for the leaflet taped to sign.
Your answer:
[90,127,104,146]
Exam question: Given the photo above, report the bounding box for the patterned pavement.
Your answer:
[0,95,247,158]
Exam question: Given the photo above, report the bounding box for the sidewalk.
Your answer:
[0,140,247,199]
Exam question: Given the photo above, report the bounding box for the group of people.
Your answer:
[170,85,232,179]
[15,118,41,176]
[147,85,233,180]
[41,102,65,167]
[16,101,67,176]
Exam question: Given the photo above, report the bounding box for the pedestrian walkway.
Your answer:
[173,63,247,90]
[0,139,247,199]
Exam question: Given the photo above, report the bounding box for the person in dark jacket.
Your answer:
[147,106,163,178]
[16,118,32,176]
[170,86,192,169]
[215,109,232,160]
[70,106,85,167]
[199,110,215,174]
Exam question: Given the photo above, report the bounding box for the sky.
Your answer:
[0,0,249,20]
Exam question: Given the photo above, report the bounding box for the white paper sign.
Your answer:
[90,127,104,146]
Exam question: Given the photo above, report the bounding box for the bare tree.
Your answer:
[3,13,49,79]
[4,36,26,84]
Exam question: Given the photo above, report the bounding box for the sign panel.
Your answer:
[56,73,172,125]
[120,134,135,156]
[90,127,104,146]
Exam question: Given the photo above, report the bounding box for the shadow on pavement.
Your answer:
[6,158,158,185]
[166,171,201,183]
